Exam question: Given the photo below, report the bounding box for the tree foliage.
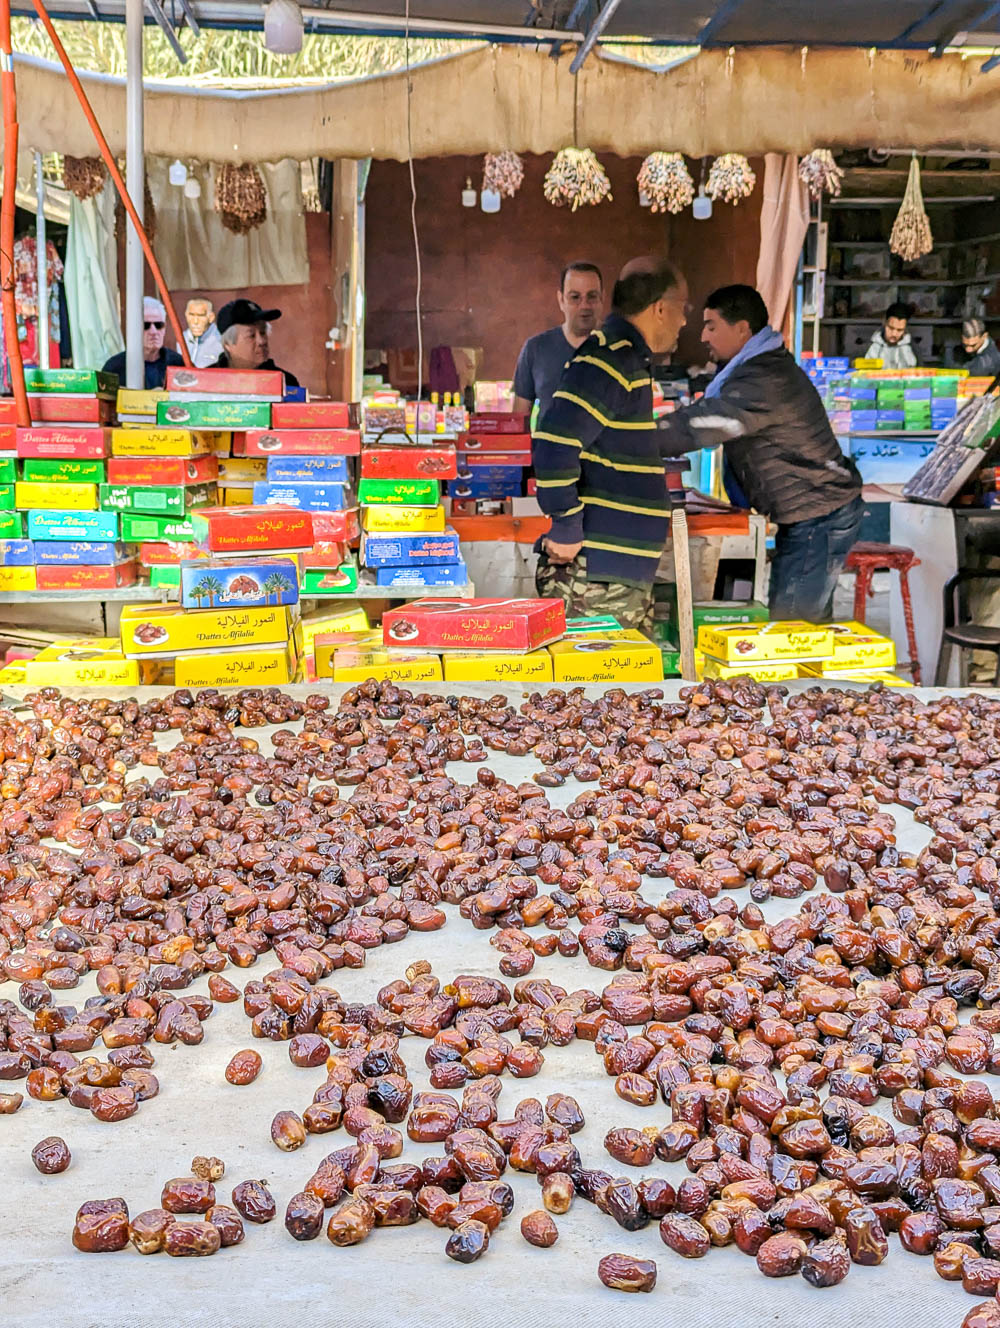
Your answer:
[12,17,463,83]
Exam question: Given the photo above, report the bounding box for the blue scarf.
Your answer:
[704,325,785,507]
[705,325,784,397]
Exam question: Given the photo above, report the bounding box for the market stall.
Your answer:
[1,8,998,683]
[6,10,1000,1328]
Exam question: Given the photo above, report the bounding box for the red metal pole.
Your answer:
[29,0,192,367]
[0,0,31,425]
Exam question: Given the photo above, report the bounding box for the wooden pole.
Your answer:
[0,0,30,425]
[29,0,192,367]
[672,507,698,681]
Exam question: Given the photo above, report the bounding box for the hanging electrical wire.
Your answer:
[405,0,424,434]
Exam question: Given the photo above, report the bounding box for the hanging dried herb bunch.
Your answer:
[890,157,933,262]
[214,163,268,235]
[637,152,694,214]
[798,149,844,200]
[706,153,756,204]
[62,156,106,201]
[114,181,156,243]
[543,148,612,211]
[483,151,525,199]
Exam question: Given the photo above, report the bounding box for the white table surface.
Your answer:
[0,682,987,1328]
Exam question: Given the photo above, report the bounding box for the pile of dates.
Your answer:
[71,1158,274,1257]
[0,974,215,1120]
[6,678,1000,1326]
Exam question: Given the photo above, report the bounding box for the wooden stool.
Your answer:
[843,541,922,685]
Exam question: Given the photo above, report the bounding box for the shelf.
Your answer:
[0,585,171,605]
[0,582,475,606]
[828,275,1000,287]
[832,233,1000,249]
[303,577,475,601]
[845,430,940,439]
[820,317,962,326]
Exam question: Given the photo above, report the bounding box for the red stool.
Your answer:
[843,542,922,685]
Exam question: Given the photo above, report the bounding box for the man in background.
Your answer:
[866,301,919,368]
[213,298,299,387]
[657,284,863,623]
[513,262,604,418]
[102,296,183,389]
[532,257,689,631]
[179,297,223,368]
[957,318,1000,377]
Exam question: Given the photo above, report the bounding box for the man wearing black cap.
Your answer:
[213,298,300,387]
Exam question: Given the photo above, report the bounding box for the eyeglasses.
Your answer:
[144,321,165,331]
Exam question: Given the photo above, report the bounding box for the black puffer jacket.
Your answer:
[658,348,861,525]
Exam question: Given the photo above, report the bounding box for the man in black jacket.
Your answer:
[658,284,862,622]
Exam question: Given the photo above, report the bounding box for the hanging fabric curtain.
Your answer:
[148,157,308,290]
[755,153,810,330]
[64,179,124,370]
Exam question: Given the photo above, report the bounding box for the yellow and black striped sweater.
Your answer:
[533,315,668,589]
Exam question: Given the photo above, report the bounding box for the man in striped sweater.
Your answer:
[533,256,689,631]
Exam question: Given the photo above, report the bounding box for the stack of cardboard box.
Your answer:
[696,619,907,686]
[237,397,363,597]
[449,412,533,518]
[120,504,312,687]
[358,440,466,589]
[8,368,126,593]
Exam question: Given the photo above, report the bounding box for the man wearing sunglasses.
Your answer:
[102,296,183,390]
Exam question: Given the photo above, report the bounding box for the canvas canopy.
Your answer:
[11,42,1000,163]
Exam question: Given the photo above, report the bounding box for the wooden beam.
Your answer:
[672,508,698,682]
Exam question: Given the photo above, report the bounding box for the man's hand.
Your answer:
[543,539,583,566]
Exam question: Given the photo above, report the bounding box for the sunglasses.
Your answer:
[144,321,165,331]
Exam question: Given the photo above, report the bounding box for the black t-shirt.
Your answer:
[101,347,183,390]
[212,352,300,389]
[513,327,576,417]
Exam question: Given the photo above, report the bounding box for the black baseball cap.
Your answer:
[217,298,282,335]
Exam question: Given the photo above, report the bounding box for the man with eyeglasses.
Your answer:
[102,296,184,390]
[513,262,604,420]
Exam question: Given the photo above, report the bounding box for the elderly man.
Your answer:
[213,298,299,388]
[102,296,183,389]
[179,297,223,368]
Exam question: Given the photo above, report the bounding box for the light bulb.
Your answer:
[461,177,476,208]
[480,188,501,214]
[263,0,303,55]
[168,159,188,187]
[184,176,201,199]
[693,185,713,220]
